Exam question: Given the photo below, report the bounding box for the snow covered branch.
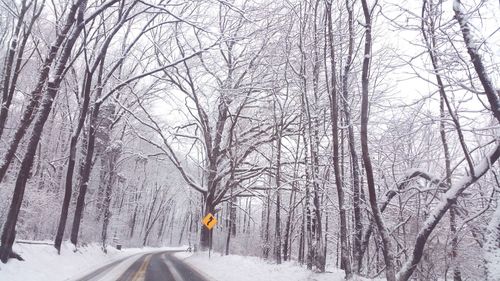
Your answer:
[397,143,500,281]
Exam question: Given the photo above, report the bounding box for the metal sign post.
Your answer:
[202,213,217,259]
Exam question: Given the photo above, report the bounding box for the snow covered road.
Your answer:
[76,251,210,281]
[0,242,191,281]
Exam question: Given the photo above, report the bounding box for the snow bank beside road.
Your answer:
[175,251,375,281]
[0,241,184,281]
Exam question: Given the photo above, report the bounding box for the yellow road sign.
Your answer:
[202,213,217,230]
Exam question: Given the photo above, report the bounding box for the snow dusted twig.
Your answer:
[116,97,207,194]
[97,41,219,105]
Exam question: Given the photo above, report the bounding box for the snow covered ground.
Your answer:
[0,240,184,281]
[0,240,382,281]
[174,251,379,281]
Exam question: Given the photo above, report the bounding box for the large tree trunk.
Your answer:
[200,194,214,250]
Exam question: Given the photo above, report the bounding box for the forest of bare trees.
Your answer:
[0,0,499,280]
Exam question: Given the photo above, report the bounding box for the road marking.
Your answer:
[130,254,152,281]
[81,253,144,281]
[162,253,185,281]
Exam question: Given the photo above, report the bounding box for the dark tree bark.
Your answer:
[261,169,272,259]
[70,102,101,246]
[397,145,500,280]
[101,141,121,252]
[225,196,233,255]
[70,102,120,246]
[0,1,82,184]
[143,196,168,247]
[359,0,397,279]
[395,2,500,280]
[95,104,117,220]
[325,0,351,276]
[200,194,215,250]
[308,1,324,271]
[199,97,229,250]
[283,118,301,262]
[0,0,39,139]
[453,0,500,124]
[340,0,363,273]
[0,0,88,262]
[274,116,283,264]
[421,1,462,278]
[54,69,92,253]
[298,209,305,264]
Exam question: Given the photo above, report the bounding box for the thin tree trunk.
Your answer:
[359,0,397,279]
[157,208,168,241]
[283,119,301,261]
[262,170,272,259]
[421,1,462,278]
[70,103,101,246]
[325,0,351,275]
[54,70,92,253]
[298,209,305,264]
[168,207,176,245]
[274,120,282,264]
[341,0,363,273]
[225,198,232,255]
[130,203,139,239]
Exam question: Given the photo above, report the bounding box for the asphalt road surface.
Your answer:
[76,251,210,281]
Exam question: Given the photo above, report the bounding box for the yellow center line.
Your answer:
[130,254,152,281]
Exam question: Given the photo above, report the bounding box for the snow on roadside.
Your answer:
[0,240,185,281]
[174,251,377,281]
